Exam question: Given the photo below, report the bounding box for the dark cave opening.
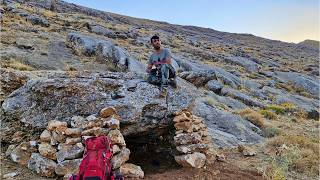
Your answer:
[124,125,180,175]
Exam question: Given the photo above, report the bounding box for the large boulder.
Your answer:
[223,56,260,72]
[26,14,50,27]
[66,33,145,74]
[2,71,197,137]
[88,24,116,38]
[66,33,98,56]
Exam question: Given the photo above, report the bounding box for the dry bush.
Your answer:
[237,108,265,128]
[259,109,277,120]
[42,9,56,18]
[267,134,319,176]
[263,127,282,138]
[2,60,34,71]
[266,105,286,114]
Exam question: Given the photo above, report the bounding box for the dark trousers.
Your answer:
[147,64,170,88]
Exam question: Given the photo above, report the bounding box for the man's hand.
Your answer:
[165,57,172,65]
[146,64,153,73]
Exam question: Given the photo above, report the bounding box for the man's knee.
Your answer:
[147,75,160,84]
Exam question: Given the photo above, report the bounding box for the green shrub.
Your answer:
[263,127,282,138]
[266,105,286,114]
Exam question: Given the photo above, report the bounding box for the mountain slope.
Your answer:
[0,0,319,179]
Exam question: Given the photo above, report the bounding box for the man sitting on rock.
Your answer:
[146,35,177,93]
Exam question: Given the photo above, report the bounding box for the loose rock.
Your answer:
[28,153,57,177]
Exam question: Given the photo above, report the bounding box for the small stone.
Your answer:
[175,130,183,135]
[112,145,121,155]
[111,148,130,169]
[65,137,82,145]
[38,143,57,160]
[5,145,16,157]
[104,117,120,129]
[173,109,192,116]
[71,116,86,128]
[174,132,202,145]
[83,121,98,130]
[29,141,38,152]
[119,163,144,178]
[50,135,58,146]
[10,143,31,165]
[173,113,192,123]
[238,145,256,156]
[40,130,51,142]
[107,129,126,146]
[81,127,109,136]
[47,120,68,132]
[3,172,18,178]
[11,131,24,143]
[199,130,209,137]
[174,121,193,133]
[216,153,226,162]
[28,153,57,177]
[63,174,73,180]
[100,107,117,118]
[86,114,98,121]
[55,159,82,176]
[65,128,82,137]
[56,143,84,163]
[52,131,66,143]
[191,116,203,124]
[174,152,206,168]
[176,144,209,154]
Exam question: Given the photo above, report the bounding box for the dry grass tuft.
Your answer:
[259,109,277,120]
[266,134,319,176]
[237,108,265,128]
[2,60,34,71]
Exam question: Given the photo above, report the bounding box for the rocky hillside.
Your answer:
[1,0,319,179]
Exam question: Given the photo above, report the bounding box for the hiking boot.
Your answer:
[170,78,177,88]
[159,87,168,98]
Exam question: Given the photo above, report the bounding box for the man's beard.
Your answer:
[154,46,160,50]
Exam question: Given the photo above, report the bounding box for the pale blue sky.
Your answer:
[64,0,319,43]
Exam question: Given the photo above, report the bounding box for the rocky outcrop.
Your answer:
[273,71,319,98]
[178,65,241,89]
[224,56,260,72]
[26,14,50,27]
[2,71,196,136]
[261,86,319,119]
[192,98,264,147]
[221,88,266,108]
[66,33,145,74]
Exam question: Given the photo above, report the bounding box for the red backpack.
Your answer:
[70,136,116,180]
